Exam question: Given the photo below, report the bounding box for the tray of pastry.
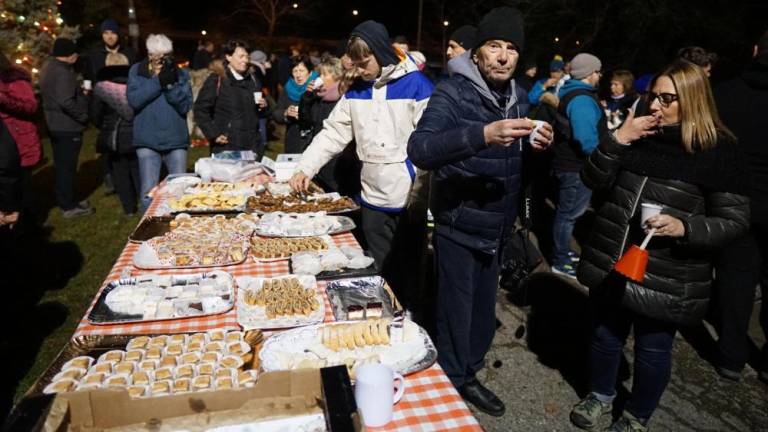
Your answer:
[324,276,395,321]
[258,318,437,379]
[167,191,252,214]
[132,215,255,269]
[247,191,359,214]
[235,275,325,330]
[250,235,332,261]
[129,213,259,243]
[37,330,263,398]
[87,271,235,325]
[253,212,356,237]
[184,181,265,195]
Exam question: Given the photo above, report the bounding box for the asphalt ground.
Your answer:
[467,273,768,431]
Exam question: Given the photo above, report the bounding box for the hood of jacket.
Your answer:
[448,49,519,114]
[373,53,419,88]
[350,20,400,67]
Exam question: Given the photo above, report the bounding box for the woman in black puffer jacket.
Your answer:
[194,39,268,156]
[569,60,750,431]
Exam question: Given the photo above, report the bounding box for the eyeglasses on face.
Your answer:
[649,92,678,107]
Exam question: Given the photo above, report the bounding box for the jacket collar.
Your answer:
[374,54,419,89]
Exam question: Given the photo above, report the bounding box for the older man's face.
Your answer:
[473,39,519,87]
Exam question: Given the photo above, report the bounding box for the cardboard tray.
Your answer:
[38,366,363,431]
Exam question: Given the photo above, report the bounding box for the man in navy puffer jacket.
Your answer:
[408,7,553,417]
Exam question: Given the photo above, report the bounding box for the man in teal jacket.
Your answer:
[550,53,605,278]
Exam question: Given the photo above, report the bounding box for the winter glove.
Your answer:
[158,63,178,89]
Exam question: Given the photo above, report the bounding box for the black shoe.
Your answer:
[458,378,505,417]
[715,366,741,382]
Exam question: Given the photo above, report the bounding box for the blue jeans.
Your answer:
[136,147,187,210]
[589,307,677,423]
[552,170,592,266]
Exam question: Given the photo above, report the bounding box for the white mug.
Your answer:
[641,203,663,228]
[253,91,262,104]
[354,364,405,427]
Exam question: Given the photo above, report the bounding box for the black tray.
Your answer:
[87,273,235,325]
[289,251,379,281]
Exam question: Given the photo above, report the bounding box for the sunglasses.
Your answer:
[649,92,678,107]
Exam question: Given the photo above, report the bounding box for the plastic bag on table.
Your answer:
[194,158,264,183]
[291,252,323,275]
[319,249,348,271]
[347,254,374,269]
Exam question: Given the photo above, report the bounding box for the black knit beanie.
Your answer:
[474,7,525,53]
[52,38,77,57]
[350,20,400,67]
[449,25,477,49]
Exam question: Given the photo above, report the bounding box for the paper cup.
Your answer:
[253,91,262,104]
[313,77,324,88]
[83,80,92,91]
[529,120,546,143]
[641,203,663,228]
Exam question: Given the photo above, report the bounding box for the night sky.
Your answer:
[67,0,768,78]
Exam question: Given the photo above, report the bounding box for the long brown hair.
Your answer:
[651,59,732,152]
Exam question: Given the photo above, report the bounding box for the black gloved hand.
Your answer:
[158,62,178,88]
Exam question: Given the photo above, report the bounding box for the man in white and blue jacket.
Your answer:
[290,20,433,302]
[550,53,606,278]
[408,7,553,416]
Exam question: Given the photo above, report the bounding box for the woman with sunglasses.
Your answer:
[569,59,750,431]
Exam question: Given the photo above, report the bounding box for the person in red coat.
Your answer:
[0,51,42,224]
[0,53,41,169]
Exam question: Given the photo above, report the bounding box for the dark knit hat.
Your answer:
[100,19,119,34]
[449,25,477,49]
[350,20,400,67]
[52,38,77,57]
[474,7,525,53]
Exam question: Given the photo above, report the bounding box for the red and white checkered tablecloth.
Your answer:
[71,187,481,431]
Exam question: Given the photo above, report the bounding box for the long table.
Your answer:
[70,189,482,431]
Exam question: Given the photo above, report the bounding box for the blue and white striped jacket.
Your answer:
[296,56,434,211]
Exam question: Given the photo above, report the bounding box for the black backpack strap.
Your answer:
[554,88,598,140]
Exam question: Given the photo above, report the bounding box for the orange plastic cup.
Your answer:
[614,245,649,282]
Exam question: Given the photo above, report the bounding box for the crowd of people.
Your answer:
[0,7,766,432]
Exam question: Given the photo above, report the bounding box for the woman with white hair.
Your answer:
[127,34,192,210]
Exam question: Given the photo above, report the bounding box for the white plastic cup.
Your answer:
[253,91,262,104]
[313,76,324,89]
[83,80,92,91]
[529,119,546,143]
[354,364,406,427]
[641,203,663,228]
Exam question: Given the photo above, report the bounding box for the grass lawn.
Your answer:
[1,128,282,420]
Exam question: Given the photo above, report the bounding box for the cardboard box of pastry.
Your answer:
[40,368,365,432]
